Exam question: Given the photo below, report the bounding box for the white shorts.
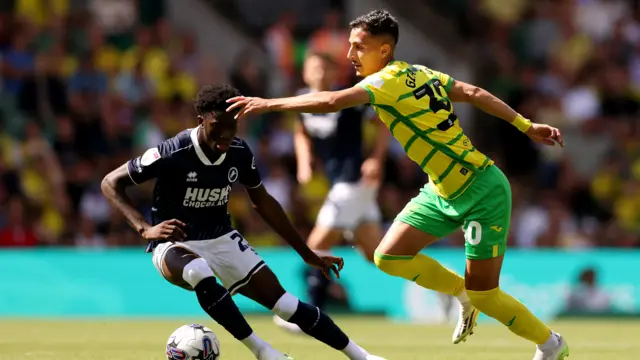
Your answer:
[152,231,266,295]
[316,182,381,230]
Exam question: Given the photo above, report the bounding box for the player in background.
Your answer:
[274,53,389,332]
[227,10,569,360]
[101,84,387,360]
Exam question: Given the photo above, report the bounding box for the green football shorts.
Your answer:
[395,165,511,260]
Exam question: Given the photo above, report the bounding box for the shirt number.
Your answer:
[413,79,458,123]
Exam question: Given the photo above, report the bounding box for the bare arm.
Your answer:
[293,120,313,169]
[245,184,320,262]
[227,87,371,117]
[101,164,151,236]
[448,80,519,124]
[448,79,564,146]
[268,87,370,113]
[370,115,390,163]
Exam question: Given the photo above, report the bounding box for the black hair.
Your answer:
[194,84,242,116]
[349,10,399,45]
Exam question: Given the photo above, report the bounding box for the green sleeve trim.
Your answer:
[357,83,376,104]
[444,76,454,92]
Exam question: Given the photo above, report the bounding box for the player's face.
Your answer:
[199,113,237,153]
[348,27,391,77]
[303,56,337,90]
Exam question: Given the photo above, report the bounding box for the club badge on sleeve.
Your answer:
[141,147,161,166]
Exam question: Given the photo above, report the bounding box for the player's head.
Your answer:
[194,84,240,152]
[347,9,399,77]
[303,52,338,91]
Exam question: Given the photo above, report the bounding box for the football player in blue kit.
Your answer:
[101,84,386,360]
[274,53,389,332]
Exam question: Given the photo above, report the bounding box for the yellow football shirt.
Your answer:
[357,60,493,199]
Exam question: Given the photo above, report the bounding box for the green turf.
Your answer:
[0,316,638,359]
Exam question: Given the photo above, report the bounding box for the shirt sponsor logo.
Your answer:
[183,186,231,208]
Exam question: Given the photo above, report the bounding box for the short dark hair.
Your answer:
[194,84,241,116]
[349,10,399,45]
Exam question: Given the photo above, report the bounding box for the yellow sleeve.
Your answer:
[432,69,455,92]
[417,65,455,92]
[355,71,397,105]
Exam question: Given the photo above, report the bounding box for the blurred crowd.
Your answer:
[433,0,640,248]
[0,0,638,249]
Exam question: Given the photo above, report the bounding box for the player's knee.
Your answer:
[374,252,411,276]
[182,257,215,288]
[271,292,300,321]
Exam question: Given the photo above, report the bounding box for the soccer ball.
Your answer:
[166,324,221,360]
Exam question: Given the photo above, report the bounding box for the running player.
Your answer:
[227,10,569,360]
[274,52,388,332]
[101,84,386,360]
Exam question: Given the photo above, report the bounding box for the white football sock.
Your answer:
[341,340,369,360]
[537,331,559,350]
[456,290,471,306]
[240,332,268,355]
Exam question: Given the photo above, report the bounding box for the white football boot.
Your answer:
[365,356,388,360]
[452,303,479,344]
[533,333,569,360]
[273,315,304,334]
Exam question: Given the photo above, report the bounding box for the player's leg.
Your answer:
[238,266,385,360]
[461,167,568,359]
[152,243,285,359]
[352,185,384,263]
[303,183,366,311]
[305,224,344,308]
[272,223,341,333]
[373,188,467,300]
[353,222,381,262]
[373,188,476,343]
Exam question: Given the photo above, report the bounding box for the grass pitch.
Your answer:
[0,316,638,359]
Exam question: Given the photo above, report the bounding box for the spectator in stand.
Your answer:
[86,23,120,77]
[120,26,169,83]
[114,59,153,110]
[264,12,296,94]
[3,27,34,97]
[1,1,637,249]
[0,196,39,247]
[307,9,351,86]
[15,0,69,29]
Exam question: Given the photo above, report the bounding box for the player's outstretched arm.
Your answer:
[245,184,344,279]
[226,87,371,119]
[448,80,564,147]
[101,164,187,241]
[101,164,152,236]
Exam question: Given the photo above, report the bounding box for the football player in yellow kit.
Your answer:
[227,9,568,360]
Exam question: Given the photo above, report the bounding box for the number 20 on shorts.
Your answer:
[464,221,482,245]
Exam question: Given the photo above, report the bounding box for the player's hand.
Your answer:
[361,158,383,187]
[142,219,187,242]
[306,255,344,280]
[526,123,564,147]
[297,162,313,184]
[226,96,270,119]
